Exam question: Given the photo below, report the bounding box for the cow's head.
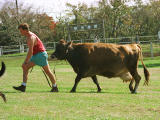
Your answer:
[51,39,72,60]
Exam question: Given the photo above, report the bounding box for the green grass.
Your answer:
[0,54,160,120]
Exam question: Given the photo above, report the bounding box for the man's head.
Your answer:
[18,23,29,36]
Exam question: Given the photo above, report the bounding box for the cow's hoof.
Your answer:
[131,91,137,94]
[70,90,76,93]
[129,88,134,92]
[97,89,101,93]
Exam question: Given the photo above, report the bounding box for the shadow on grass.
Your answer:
[53,89,133,94]
[3,91,133,95]
[3,89,135,95]
[70,91,132,95]
[139,63,160,68]
[3,90,50,94]
[3,91,17,94]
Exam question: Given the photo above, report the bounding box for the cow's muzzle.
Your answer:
[50,53,57,60]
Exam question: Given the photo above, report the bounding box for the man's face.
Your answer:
[19,28,26,36]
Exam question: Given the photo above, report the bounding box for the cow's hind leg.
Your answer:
[70,75,82,93]
[91,75,101,92]
[130,70,141,94]
[120,73,134,93]
[129,80,134,93]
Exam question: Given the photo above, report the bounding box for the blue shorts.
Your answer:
[30,51,48,67]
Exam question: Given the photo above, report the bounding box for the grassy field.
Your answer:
[0,54,160,120]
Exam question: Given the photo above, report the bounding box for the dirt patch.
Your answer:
[148,108,160,113]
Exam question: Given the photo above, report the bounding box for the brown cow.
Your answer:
[51,40,150,94]
[0,62,6,102]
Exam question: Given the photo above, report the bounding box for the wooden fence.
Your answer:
[0,35,160,58]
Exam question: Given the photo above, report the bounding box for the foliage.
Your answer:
[0,1,57,46]
[0,0,160,45]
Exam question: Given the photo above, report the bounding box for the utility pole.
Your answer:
[103,19,106,42]
[15,0,23,52]
[15,0,19,25]
[103,0,106,42]
[15,0,18,16]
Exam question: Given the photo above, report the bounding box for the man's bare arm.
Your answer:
[24,36,35,64]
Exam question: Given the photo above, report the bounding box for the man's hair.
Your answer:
[18,23,29,31]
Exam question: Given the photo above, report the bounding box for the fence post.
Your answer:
[104,38,106,43]
[0,47,2,56]
[150,42,153,58]
[135,35,140,44]
[131,37,134,43]
[94,36,98,43]
[158,31,160,40]
[53,42,56,49]
[20,44,24,53]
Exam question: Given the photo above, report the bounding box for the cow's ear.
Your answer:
[67,41,73,48]
[66,41,73,54]
[59,39,66,44]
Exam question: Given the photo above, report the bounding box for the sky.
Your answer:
[0,0,100,20]
[23,0,100,18]
[1,0,149,20]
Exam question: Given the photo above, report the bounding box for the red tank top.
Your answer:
[29,32,46,55]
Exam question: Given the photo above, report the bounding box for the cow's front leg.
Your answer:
[70,75,81,92]
[129,80,134,93]
[91,75,101,92]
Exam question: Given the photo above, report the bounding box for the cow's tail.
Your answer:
[0,92,6,102]
[0,62,5,77]
[137,45,150,86]
[0,62,6,103]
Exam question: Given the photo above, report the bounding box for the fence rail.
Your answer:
[0,35,160,58]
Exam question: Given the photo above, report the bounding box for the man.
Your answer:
[13,23,58,92]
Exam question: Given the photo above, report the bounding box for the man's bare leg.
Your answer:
[22,62,35,83]
[13,62,35,92]
[42,64,58,92]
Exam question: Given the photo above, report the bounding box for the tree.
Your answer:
[0,1,58,46]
